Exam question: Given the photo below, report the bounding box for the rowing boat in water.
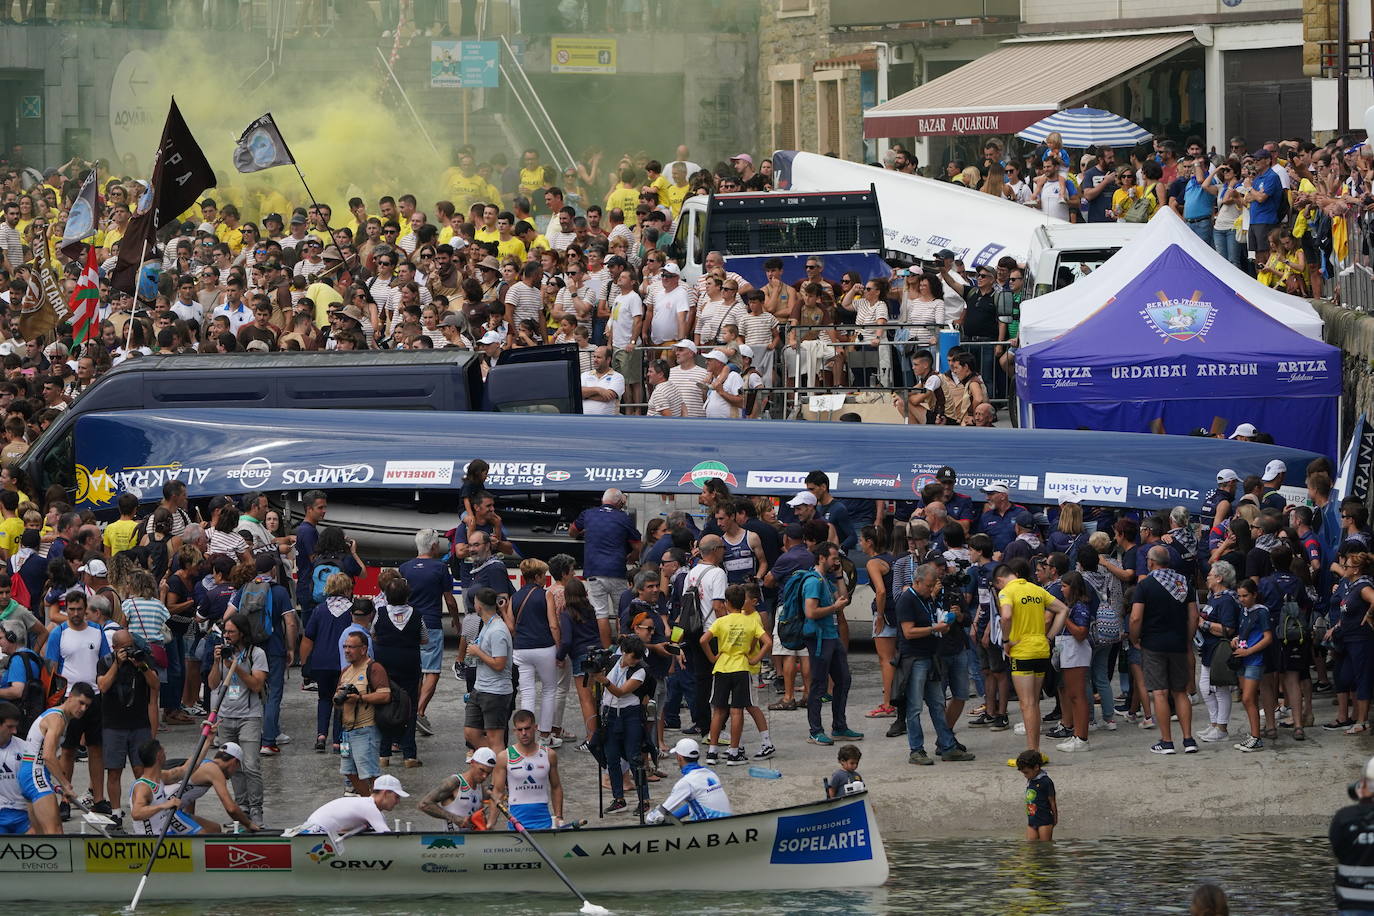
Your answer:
[4,793,887,901]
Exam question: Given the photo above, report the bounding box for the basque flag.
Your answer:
[69,244,99,345]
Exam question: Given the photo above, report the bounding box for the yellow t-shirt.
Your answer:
[519,167,545,196]
[666,183,690,217]
[102,518,140,556]
[443,171,489,213]
[1111,186,1157,220]
[525,233,551,254]
[0,516,22,557]
[475,227,499,245]
[999,578,1054,660]
[308,281,344,328]
[437,225,455,246]
[497,236,527,263]
[708,612,766,674]
[216,223,244,255]
[648,174,670,197]
[605,186,640,226]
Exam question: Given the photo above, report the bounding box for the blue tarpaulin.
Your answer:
[1016,244,1341,456]
[72,408,1322,514]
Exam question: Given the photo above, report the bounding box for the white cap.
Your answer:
[218,742,244,762]
[982,482,1009,494]
[82,558,109,577]
[479,330,503,345]
[469,747,498,768]
[1058,495,1080,505]
[1216,468,1240,483]
[787,490,817,507]
[737,344,754,360]
[373,774,410,797]
[661,262,681,277]
[704,348,730,363]
[673,339,698,353]
[1229,422,1258,439]
[1263,459,1287,481]
[672,737,700,759]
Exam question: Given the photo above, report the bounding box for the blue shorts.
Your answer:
[421,626,444,674]
[1241,664,1264,682]
[0,807,30,834]
[509,802,552,830]
[18,758,55,802]
[340,725,382,779]
[942,650,970,700]
[876,624,898,639]
[159,811,203,835]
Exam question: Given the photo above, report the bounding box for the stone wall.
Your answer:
[1317,301,1374,434]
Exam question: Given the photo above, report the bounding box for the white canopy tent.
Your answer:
[1018,208,1325,345]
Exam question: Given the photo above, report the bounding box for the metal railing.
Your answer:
[1335,214,1374,314]
[1319,35,1374,79]
[495,34,576,173]
[238,0,288,93]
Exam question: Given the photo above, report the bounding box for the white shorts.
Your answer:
[1056,634,1092,669]
[771,623,803,658]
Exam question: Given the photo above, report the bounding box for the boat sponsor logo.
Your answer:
[84,838,192,873]
[205,839,292,871]
[419,835,465,848]
[79,462,214,503]
[226,456,274,488]
[584,467,649,484]
[483,861,542,870]
[1277,359,1330,384]
[640,469,671,488]
[769,800,872,865]
[564,844,590,858]
[485,461,547,487]
[1040,365,1094,389]
[75,464,118,506]
[1141,295,1215,343]
[849,474,901,489]
[328,858,394,870]
[594,828,759,857]
[678,461,737,488]
[280,463,376,486]
[420,862,467,873]
[546,470,572,482]
[1042,472,1128,504]
[745,471,837,490]
[0,838,72,872]
[307,840,337,863]
[1136,483,1200,503]
[383,460,455,486]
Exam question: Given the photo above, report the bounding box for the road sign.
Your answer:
[550,36,616,74]
[431,40,499,89]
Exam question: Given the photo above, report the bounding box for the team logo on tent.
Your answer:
[1140,291,1215,342]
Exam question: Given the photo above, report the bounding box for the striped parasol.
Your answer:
[1015,107,1152,149]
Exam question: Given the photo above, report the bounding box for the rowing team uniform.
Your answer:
[302,796,391,835]
[17,708,65,804]
[129,777,202,836]
[645,762,732,824]
[0,733,32,834]
[505,745,552,829]
[441,773,484,831]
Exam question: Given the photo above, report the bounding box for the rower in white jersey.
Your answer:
[300,774,408,835]
[19,683,93,834]
[418,746,497,831]
[129,739,206,836]
[492,709,564,829]
[0,701,32,834]
[159,742,260,833]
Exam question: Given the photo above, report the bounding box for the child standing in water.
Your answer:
[1017,749,1056,841]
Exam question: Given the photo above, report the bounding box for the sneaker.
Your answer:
[576,740,591,752]
[967,712,995,728]
[809,732,834,746]
[416,714,434,736]
[1150,741,1176,755]
[1013,722,1026,735]
[908,750,933,766]
[182,704,206,716]
[379,757,391,768]
[604,798,628,814]
[725,749,747,766]
[92,800,113,815]
[821,694,832,703]
[753,744,776,760]
[831,728,864,741]
[452,660,464,682]
[1060,737,1090,753]
[1042,709,1061,722]
[301,681,318,692]
[404,758,423,768]
[1313,681,1334,694]
[1235,735,1265,752]
[636,801,653,818]
[59,802,71,821]
[969,704,987,717]
[1202,727,1230,743]
[940,747,976,762]
[681,725,703,736]
[989,715,1010,731]
[315,737,326,752]
[1103,719,1118,732]
[1182,738,1198,754]
[276,735,292,745]
[539,735,564,748]
[259,744,281,756]
[1056,736,1077,752]
[1139,716,1156,730]
[1045,725,1072,740]
[1114,702,1130,714]
[1326,719,1357,731]
[885,720,906,738]
[705,749,720,765]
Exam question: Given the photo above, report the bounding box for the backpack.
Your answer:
[1084,572,1122,647]
[14,649,67,733]
[677,581,705,639]
[237,577,274,646]
[1122,190,1153,223]
[777,569,821,652]
[1278,587,1307,644]
[311,558,343,605]
[369,663,412,738]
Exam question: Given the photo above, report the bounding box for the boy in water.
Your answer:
[1017,748,1056,841]
[825,744,863,798]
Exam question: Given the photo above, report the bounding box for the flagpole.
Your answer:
[126,235,151,351]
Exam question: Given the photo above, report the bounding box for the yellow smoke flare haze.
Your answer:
[122,34,450,223]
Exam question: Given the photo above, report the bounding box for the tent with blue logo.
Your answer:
[1015,234,1341,457]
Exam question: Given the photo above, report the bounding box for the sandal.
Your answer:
[1262,727,1278,740]
[1346,722,1370,736]
[865,704,896,718]
[768,699,797,711]
[1293,727,1306,741]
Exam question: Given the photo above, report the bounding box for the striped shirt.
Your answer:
[121,597,170,646]
[546,230,577,251]
[739,312,779,348]
[898,296,945,346]
[293,258,326,280]
[506,281,543,325]
[0,223,21,269]
[668,365,709,418]
[647,380,686,416]
[694,300,746,345]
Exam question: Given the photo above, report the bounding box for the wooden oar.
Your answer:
[497,801,610,916]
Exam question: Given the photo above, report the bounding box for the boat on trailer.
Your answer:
[4,794,887,901]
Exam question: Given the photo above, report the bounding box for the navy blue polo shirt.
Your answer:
[399,556,454,629]
[572,505,641,578]
[975,504,1021,553]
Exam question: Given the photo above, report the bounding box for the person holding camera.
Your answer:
[335,631,393,796]
[463,587,514,760]
[95,629,159,815]
[206,612,268,824]
[897,563,975,765]
[595,634,649,815]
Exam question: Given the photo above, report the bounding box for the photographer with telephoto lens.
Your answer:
[96,628,160,816]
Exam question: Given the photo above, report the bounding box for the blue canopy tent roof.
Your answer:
[1015,244,1341,456]
[71,408,1321,515]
